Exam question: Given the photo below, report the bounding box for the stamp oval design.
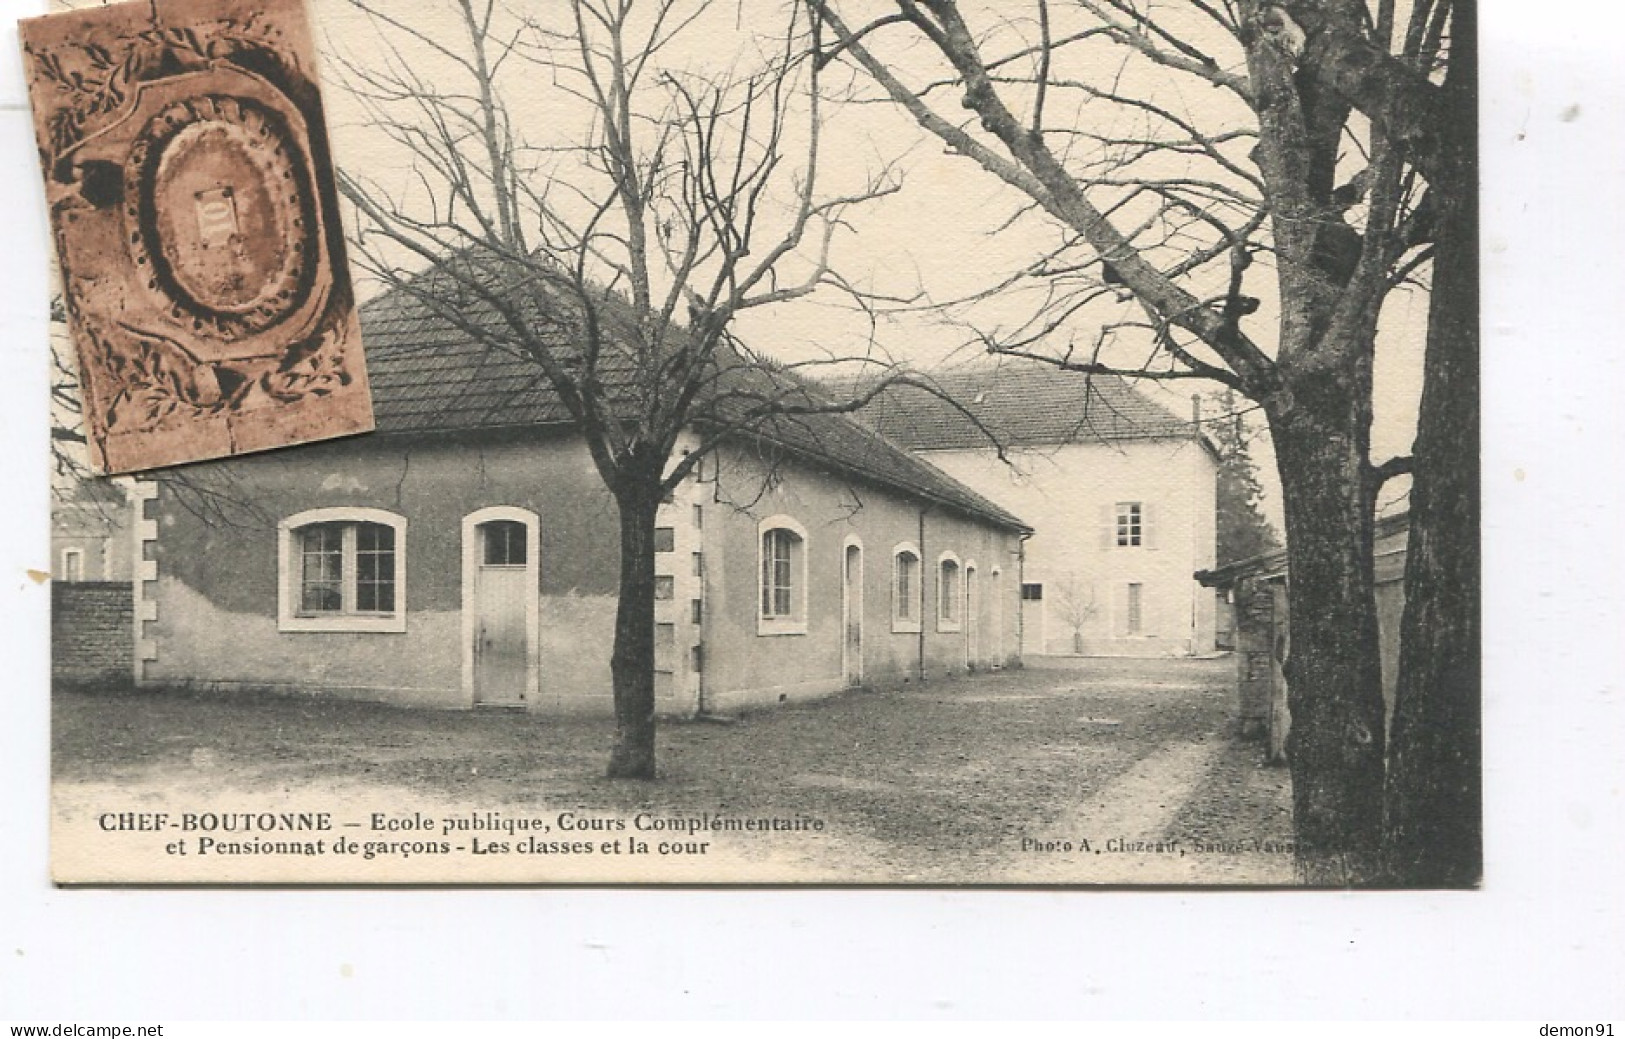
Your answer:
[134,95,314,335]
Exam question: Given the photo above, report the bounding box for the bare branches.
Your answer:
[1073,0,1253,101]
[334,0,907,504]
[50,323,94,485]
[1296,2,1456,185]
[791,0,1470,878]
[667,360,1016,492]
[1368,454,1414,492]
[812,4,1055,207]
[815,0,1279,390]
[811,10,911,69]
[965,308,1246,392]
[1031,0,1051,135]
[799,0,1456,423]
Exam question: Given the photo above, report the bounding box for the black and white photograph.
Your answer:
[35,0,1481,888]
[10,0,1625,1026]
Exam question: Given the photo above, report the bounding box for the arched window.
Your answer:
[892,541,923,633]
[937,552,962,631]
[758,515,808,635]
[278,507,407,632]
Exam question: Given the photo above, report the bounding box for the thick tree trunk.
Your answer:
[606,485,661,779]
[1380,206,1479,886]
[1269,375,1388,885]
[1382,5,1481,887]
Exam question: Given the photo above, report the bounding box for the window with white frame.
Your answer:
[892,542,922,632]
[757,515,808,635]
[278,508,407,632]
[1115,502,1143,547]
[762,530,795,614]
[60,548,84,583]
[301,522,395,613]
[937,553,962,631]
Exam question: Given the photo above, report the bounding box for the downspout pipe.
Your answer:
[1016,531,1032,667]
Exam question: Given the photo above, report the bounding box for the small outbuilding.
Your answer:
[1196,511,1410,760]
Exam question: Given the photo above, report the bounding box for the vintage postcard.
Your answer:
[21,0,372,474]
[46,0,1478,887]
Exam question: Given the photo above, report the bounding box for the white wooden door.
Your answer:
[474,523,528,705]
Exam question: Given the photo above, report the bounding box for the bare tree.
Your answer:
[331,0,917,778]
[807,0,1474,883]
[1052,572,1097,655]
[1380,1,1477,889]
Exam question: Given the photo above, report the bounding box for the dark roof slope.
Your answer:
[853,362,1201,452]
[359,254,609,434]
[1196,510,1410,589]
[356,258,1028,533]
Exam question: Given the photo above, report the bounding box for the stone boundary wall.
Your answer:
[53,581,133,687]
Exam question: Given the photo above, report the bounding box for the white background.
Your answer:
[2,0,1621,1021]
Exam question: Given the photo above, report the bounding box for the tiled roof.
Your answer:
[355,256,1029,532]
[359,254,599,433]
[852,362,1201,452]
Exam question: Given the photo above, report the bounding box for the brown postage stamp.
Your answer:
[21,0,372,474]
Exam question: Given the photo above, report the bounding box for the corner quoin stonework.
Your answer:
[131,479,159,683]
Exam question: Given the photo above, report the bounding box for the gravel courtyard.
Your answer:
[52,656,1297,884]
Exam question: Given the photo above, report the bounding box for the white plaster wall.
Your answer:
[147,576,467,708]
[921,438,1216,657]
[697,443,1024,713]
[142,431,1023,716]
[150,570,625,712]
